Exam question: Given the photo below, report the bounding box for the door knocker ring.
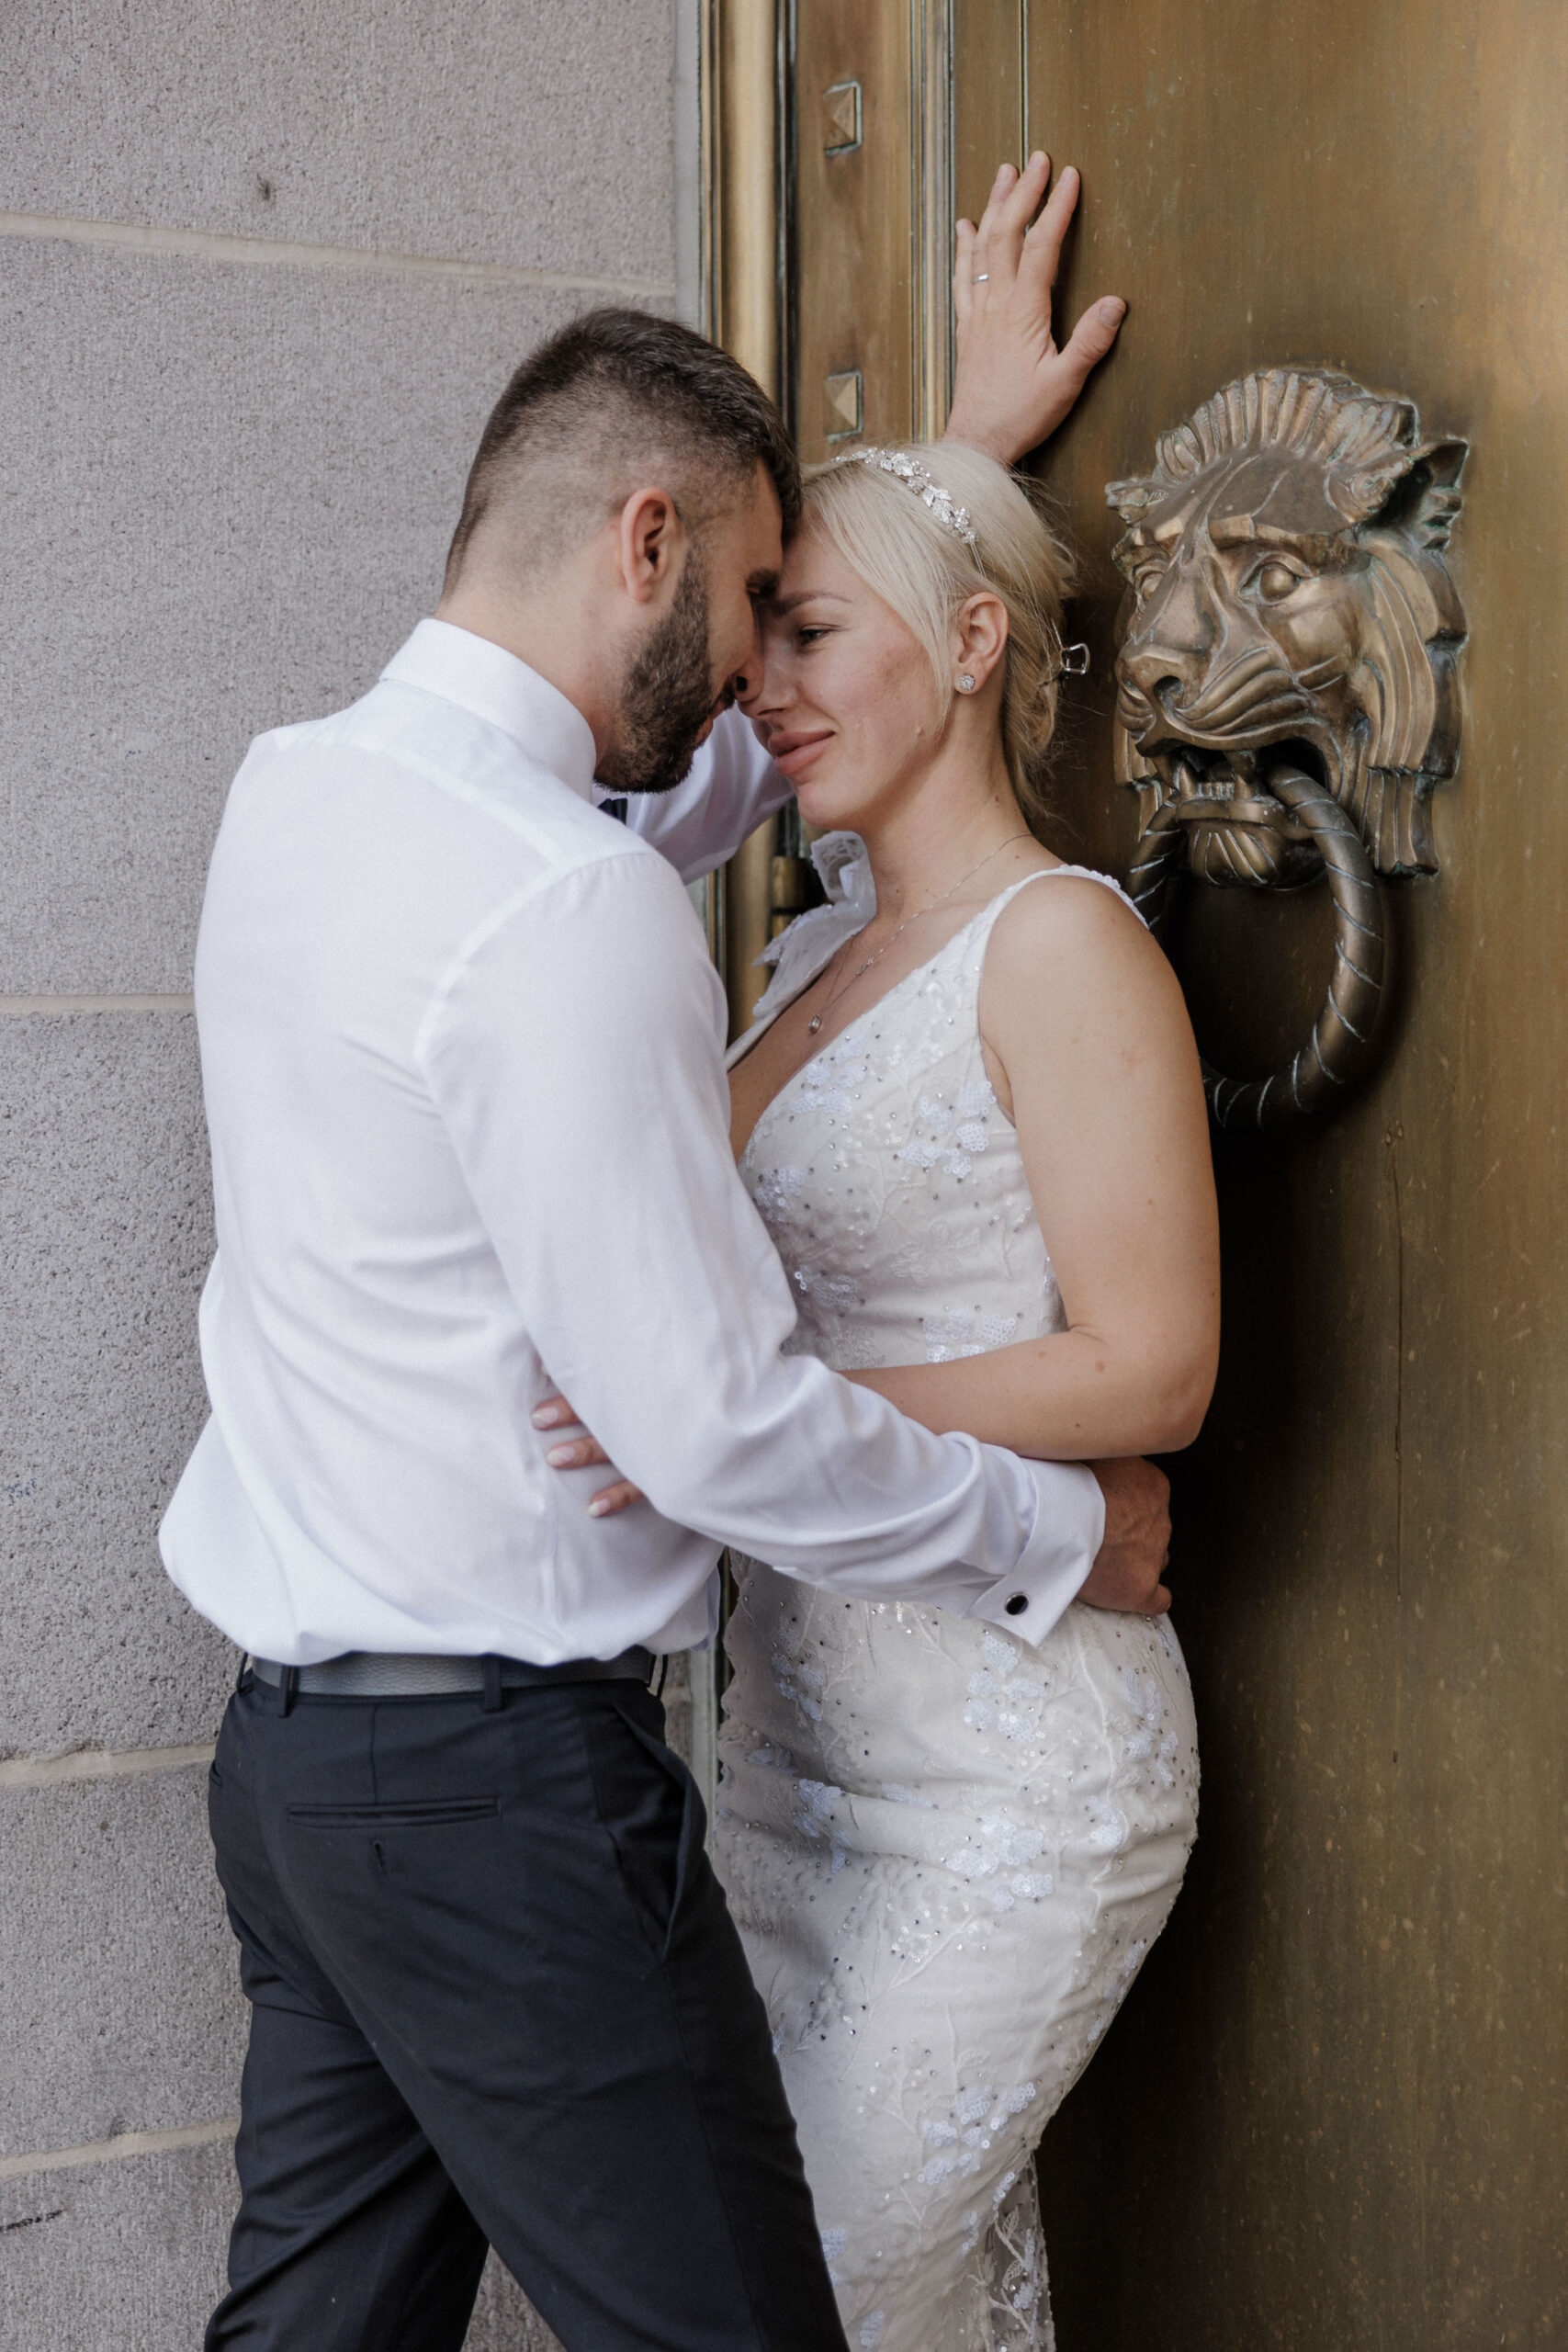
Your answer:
[1126,765,1382,1131]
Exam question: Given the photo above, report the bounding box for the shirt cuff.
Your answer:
[965,1459,1104,1649]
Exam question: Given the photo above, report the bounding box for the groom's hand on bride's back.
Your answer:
[1078,1458,1172,1616]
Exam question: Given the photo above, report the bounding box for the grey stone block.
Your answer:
[0,2147,567,2352]
[0,2135,234,2352]
[0,1763,244,2158]
[0,1014,235,1758]
[0,0,675,288]
[0,236,617,993]
[467,2256,566,2351]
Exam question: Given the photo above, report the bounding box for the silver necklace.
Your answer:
[804,834,1033,1036]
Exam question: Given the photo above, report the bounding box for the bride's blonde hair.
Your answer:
[799,441,1075,837]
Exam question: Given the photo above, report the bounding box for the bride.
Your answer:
[716,440,1215,2349]
[571,432,1218,2346]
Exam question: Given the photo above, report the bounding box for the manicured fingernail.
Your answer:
[588,1498,612,1517]
[546,1445,576,1467]
[532,1404,562,1427]
[1101,298,1127,319]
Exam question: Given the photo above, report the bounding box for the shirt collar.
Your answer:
[379,618,601,802]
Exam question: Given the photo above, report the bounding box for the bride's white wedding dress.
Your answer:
[716,841,1200,2351]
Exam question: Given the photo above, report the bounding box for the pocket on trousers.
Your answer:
[285,1798,499,1829]
[595,1703,704,1965]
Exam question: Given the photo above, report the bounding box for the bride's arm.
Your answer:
[846,877,1219,1462]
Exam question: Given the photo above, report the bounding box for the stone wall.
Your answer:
[0,7,693,2342]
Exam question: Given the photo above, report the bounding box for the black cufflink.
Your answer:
[1005,1593,1028,1616]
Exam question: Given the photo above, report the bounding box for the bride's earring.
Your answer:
[956,673,976,693]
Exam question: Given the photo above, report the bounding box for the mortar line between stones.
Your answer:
[0,2118,237,2184]
[0,209,675,300]
[0,1740,215,1791]
[0,994,195,1014]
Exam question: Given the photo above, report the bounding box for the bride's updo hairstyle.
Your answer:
[800,441,1074,836]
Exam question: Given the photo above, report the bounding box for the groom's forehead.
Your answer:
[710,463,784,587]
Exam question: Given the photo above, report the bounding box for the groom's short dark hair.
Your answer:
[445,308,800,588]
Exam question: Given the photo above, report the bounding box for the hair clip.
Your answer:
[1056,641,1090,678]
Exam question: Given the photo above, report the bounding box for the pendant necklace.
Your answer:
[804,833,1032,1036]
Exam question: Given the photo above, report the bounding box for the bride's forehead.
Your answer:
[774,525,862,601]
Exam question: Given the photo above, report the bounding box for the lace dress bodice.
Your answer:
[735,864,1087,1378]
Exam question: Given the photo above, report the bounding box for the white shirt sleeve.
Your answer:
[417,848,1103,1646]
[611,707,796,881]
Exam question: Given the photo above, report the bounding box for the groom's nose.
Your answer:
[728,630,771,700]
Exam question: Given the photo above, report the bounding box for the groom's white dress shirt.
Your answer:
[160,619,1104,1665]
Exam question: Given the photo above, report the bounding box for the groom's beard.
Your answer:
[598,555,726,797]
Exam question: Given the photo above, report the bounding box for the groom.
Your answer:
[163,162,1165,2350]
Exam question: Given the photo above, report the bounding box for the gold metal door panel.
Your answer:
[712,8,1565,2335]
[967,6,1568,2344]
[792,1,917,464]
[950,1,1027,235]
[710,2,1567,2341]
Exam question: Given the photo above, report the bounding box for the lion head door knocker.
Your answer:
[1106,368,1468,1129]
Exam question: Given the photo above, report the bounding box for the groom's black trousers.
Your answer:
[205,1668,847,2351]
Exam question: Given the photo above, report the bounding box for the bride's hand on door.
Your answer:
[944,153,1126,466]
[532,1395,645,1518]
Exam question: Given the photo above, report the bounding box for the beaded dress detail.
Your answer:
[716,847,1200,2352]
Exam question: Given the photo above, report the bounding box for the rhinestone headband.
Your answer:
[831,445,978,548]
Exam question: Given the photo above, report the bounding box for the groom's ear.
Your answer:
[615,486,685,606]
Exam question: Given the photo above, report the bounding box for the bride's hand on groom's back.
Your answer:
[1078,1457,1173,1616]
[532,1395,646,1518]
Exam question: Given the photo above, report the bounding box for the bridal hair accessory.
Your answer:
[1054,641,1090,681]
[832,446,979,548]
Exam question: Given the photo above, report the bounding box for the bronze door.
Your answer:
[710,2,1568,2343]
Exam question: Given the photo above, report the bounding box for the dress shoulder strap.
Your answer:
[980,862,1145,933]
